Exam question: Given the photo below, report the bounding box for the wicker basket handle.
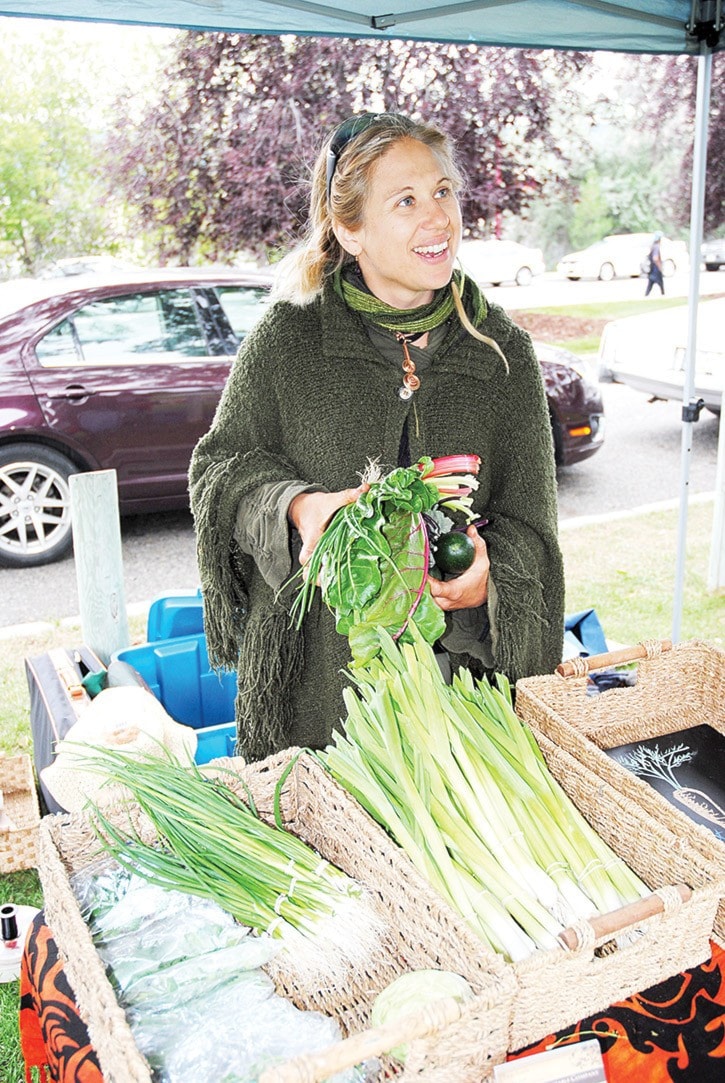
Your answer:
[556,638,672,678]
[258,995,464,1083]
[557,883,691,951]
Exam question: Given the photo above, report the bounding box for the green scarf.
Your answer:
[333,265,487,336]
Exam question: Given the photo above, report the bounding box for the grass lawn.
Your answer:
[0,869,43,1083]
[560,498,723,649]
[517,293,723,355]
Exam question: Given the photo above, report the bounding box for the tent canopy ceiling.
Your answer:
[0,1,722,55]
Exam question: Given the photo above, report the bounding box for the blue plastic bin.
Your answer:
[113,633,237,732]
[146,589,205,642]
[195,721,237,764]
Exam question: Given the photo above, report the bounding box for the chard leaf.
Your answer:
[323,541,384,614]
[344,510,445,663]
[397,590,447,649]
[291,459,451,660]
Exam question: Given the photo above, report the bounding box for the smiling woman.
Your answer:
[189,111,565,764]
[332,134,462,308]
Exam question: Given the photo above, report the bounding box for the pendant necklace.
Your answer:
[395,332,423,400]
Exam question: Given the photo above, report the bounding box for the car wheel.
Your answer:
[598,263,615,282]
[705,262,720,272]
[515,266,533,286]
[662,259,676,277]
[0,444,76,568]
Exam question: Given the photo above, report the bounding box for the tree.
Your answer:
[657,51,724,236]
[568,172,614,248]
[106,34,590,263]
[613,51,724,238]
[0,28,115,276]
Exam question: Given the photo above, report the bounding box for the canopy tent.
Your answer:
[0,1,721,55]
[1,0,722,638]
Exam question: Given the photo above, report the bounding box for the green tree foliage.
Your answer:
[0,28,114,276]
[106,33,589,263]
[569,172,614,248]
[585,51,723,241]
[657,51,724,236]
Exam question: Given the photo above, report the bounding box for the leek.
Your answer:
[319,627,649,962]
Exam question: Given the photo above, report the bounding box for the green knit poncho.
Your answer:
[188,278,564,761]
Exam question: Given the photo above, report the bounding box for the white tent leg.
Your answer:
[671,44,713,641]
[708,403,725,592]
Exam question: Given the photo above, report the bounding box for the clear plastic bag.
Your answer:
[71,858,378,1082]
[72,859,277,999]
[130,973,369,1082]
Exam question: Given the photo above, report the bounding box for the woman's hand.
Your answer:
[428,525,489,611]
[289,485,368,567]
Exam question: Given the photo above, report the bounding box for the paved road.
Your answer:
[491,266,725,311]
[1,380,718,630]
[1,269,722,629]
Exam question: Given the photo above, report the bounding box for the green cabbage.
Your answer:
[370,969,475,1062]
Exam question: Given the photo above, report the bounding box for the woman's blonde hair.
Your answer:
[272,113,464,305]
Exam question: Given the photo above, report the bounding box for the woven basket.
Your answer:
[508,731,722,1049]
[222,747,720,1057]
[37,748,514,1083]
[36,736,724,1074]
[0,752,40,873]
[515,637,725,942]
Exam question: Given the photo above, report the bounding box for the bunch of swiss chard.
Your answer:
[289,455,480,664]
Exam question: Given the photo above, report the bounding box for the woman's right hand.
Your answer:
[288,486,368,567]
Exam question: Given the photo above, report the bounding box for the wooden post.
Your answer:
[69,470,130,664]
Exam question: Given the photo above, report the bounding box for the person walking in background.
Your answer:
[645,231,665,296]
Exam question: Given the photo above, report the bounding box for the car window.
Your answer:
[35,289,208,367]
[35,318,80,362]
[214,285,270,339]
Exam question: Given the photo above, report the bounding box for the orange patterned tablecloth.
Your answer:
[20,912,725,1082]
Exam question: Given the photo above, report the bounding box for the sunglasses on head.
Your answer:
[325,112,407,202]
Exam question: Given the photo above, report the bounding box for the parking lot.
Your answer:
[1,380,719,629]
[2,267,722,628]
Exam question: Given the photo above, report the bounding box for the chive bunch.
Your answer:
[79,748,384,980]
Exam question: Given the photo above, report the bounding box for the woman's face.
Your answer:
[338,136,462,310]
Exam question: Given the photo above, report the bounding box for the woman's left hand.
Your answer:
[427,525,489,611]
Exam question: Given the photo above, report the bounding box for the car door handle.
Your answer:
[56,384,92,402]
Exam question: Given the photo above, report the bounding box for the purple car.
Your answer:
[0,268,604,568]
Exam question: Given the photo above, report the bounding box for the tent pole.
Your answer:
[671,42,713,641]
[708,379,725,591]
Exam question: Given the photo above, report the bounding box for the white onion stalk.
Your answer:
[320,627,648,962]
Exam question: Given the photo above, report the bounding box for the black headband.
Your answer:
[325,112,408,202]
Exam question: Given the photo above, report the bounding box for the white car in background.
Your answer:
[598,298,723,415]
[557,233,689,281]
[702,238,725,271]
[458,238,545,287]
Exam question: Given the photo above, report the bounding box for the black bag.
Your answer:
[24,646,105,813]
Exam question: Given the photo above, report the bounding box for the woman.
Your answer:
[189,112,564,762]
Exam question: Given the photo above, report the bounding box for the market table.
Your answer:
[19,912,725,1082]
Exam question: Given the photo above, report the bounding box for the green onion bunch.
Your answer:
[319,629,648,963]
[79,747,385,980]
